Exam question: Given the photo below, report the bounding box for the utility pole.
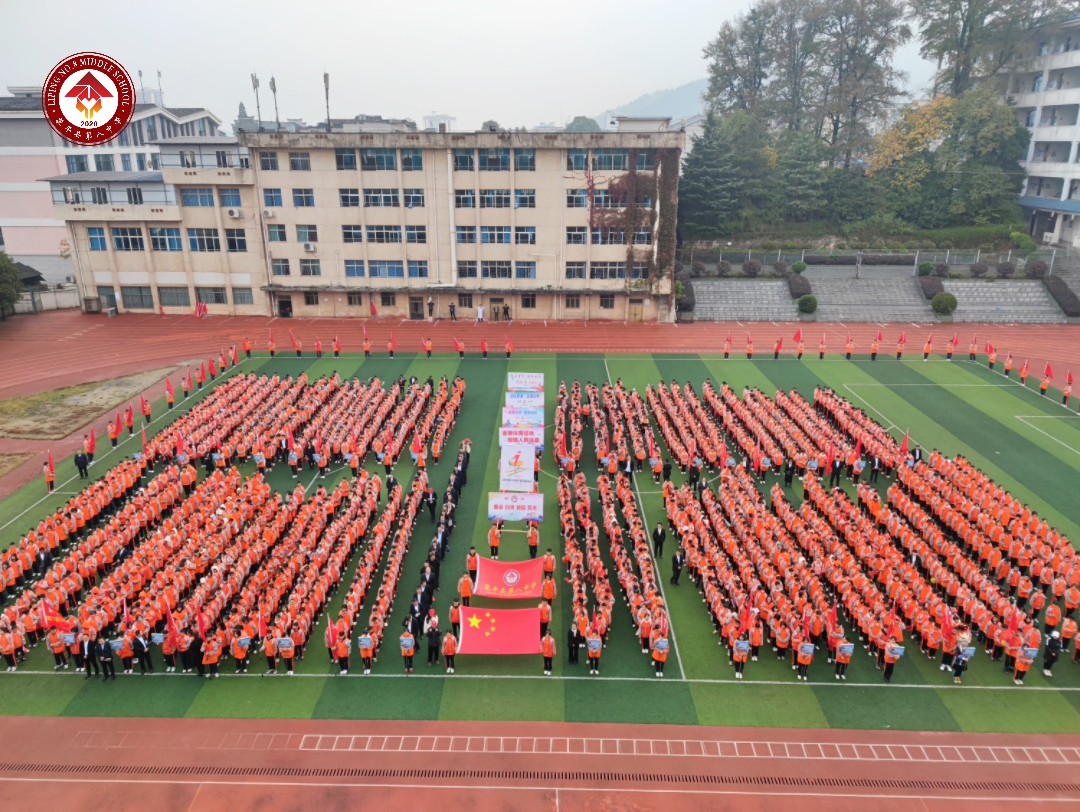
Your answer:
[269,76,280,131]
[157,70,164,106]
[251,73,262,131]
[323,72,331,133]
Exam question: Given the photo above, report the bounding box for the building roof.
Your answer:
[13,261,45,287]
[149,136,238,146]
[134,104,218,119]
[0,96,41,111]
[39,171,163,183]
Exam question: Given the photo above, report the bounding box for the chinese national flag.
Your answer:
[457,606,541,654]
[474,557,545,599]
[87,428,96,453]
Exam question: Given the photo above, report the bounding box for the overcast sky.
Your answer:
[3,0,936,131]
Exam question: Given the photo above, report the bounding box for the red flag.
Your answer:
[197,611,208,641]
[828,602,839,631]
[122,598,131,627]
[559,429,568,460]
[774,336,783,352]
[421,337,428,352]
[1044,362,1054,379]
[139,393,149,415]
[875,330,883,342]
[165,603,180,648]
[326,617,338,648]
[47,450,55,475]
[899,431,909,455]
[738,593,753,634]
[125,406,134,428]
[473,557,546,599]
[753,435,762,473]
[457,606,541,654]
[115,410,122,433]
[390,333,396,351]
[333,336,341,353]
[362,324,368,339]
[197,362,206,383]
[87,428,96,454]
[985,342,994,355]
[257,608,268,639]
[185,369,192,391]
[370,301,377,316]
[175,434,185,457]
[793,328,802,343]
[505,334,514,352]
[726,331,732,344]
[289,330,298,349]
[165,378,174,399]
[926,333,933,348]
[825,443,834,474]
[899,332,907,344]
[268,327,275,344]
[803,609,812,641]
[942,605,955,644]
[746,331,752,346]
[821,332,827,348]
[159,305,166,316]
[853,436,862,459]
[846,331,852,344]
[40,599,74,633]
[971,333,977,345]
[480,338,488,354]
[1068,371,1074,386]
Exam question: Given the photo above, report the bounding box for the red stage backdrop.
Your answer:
[457,607,541,655]
[474,557,544,599]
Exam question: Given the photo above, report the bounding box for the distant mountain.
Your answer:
[596,78,707,127]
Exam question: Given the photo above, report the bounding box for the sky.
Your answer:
[2,0,936,132]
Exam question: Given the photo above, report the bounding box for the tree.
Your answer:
[703,2,776,117]
[774,131,829,220]
[481,119,501,131]
[0,252,24,316]
[678,112,743,239]
[564,116,601,133]
[766,0,827,132]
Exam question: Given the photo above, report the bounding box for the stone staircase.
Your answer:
[812,278,932,323]
[941,280,1066,323]
[692,280,799,322]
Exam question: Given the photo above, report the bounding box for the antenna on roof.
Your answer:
[157,70,163,107]
[251,72,262,132]
[269,76,280,131]
[323,72,331,134]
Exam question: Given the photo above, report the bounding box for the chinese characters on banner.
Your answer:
[502,407,544,427]
[507,372,544,392]
[498,443,535,491]
[505,390,544,409]
[499,425,544,450]
[488,492,544,522]
[474,556,545,598]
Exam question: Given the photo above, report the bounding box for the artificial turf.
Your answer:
[2,351,1080,733]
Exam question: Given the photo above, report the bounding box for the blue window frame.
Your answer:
[408,260,429,278]
[345,260,365,277]
[87,227,107,251]
[360,148,396,171]
[150,227,182,251]
[370,260,404,278]
[219,188,241,207]
[514,148,535,171]
[264,188,282,207]
[181,187,215,206]
[453,149,474,171]
[480,226,510,244]
[366,225,402,243]
[456,226,476,244]
[401,148,423,171]
[566,189,588,208]
[592,149,629,170]
[335,148,357,170]
[293,188,315,206]
[515,261,536,279]
[566,149,587,171]
[478,148,510,170]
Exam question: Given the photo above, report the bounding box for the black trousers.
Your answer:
[543,656,553,671]
[100,660,116,679]
[444,655,455,670]
[138,651,154,674]
[85,656,100,676]
[428,645,439,665]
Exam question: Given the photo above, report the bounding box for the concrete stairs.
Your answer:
[693,280,798,322]
[812,278,932,323]
[941,280,1065,323]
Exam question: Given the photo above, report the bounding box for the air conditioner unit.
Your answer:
[263,209,275,217]
[303,242,317,252]
[226,208,242,219]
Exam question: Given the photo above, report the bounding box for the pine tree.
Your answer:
[678,113,742,239]
[776,131,828,221]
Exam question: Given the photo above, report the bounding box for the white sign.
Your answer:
[499,443,535,492]
[500,425,545,450]
[502,407,544,427]
[507,372,545,392]
[505,391,544,408]
[488,492,544,522]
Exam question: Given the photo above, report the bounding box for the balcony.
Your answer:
[51,202,181,222]
[1047,49,1080,71]
[161,166,255,186]
[1034,124,1080,141]
[1013,88,1080,108]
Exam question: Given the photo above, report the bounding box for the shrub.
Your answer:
[969,261,989,278]
[773,260,789,276]
[931,292,958,315]
[691,260,706,277]
[791,261,807,274]
[917,261,933,276]
[996,261,1015,278]
[674,261,684,273]
[798,294,818,314]
[919,277,944,299]
[938,240,953,249]
[761,241,778,250]
[742,260,763,278]
[788,273,812,299]
[718,260,732,276]
[782,241,797,250]
[1026,259,1048,279]
[1011,231,1038,251]
[933,262,950,278]
[1045,275,1080,317]
[675,272,695,311]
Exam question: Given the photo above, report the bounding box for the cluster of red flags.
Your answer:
[193,301,208,318]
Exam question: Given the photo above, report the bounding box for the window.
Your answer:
[182,187,214,207]
[360,148,396,171]
[126,187,143,205]
[90,187,108,204]
[157,286,190,307]
[97,285,116,308]
[567,189,588,208]
[455,189,475,208]
[599,294,615,309]
[339,188,361,207]
[297,224,318,242]
[566,262,586,279]
[565,293,581,309]
[403,188,424,208]
[300,259,322,276]
[593,149,629,170]
[458,293,473,307]
[408,260,429,278]
[515,148,536,171]
[88,227,107,251]
[147,154,159,170]
[478,148,510,170]
[345,260,365,277]
[364,188,399,207]
[289,152,311,171]
[592,228,626,245]
[367,225,402,243]
[232,288,254,305]
[66,154,88,173]
[225,229,247,252]
[458,262,477,279]
[267,224,287,242]
[370,260,404,278]
[634,194,652,209]
[381,292,397,306]
[454,149,475,171]
[566,149,587,171]
[515,261,536,279]
[521,293,536,308]
[293,188,315,207]
[456,226,476,243]
[593,190,623,208]
[515,227,536,245]
[631,262,649,279]
[305,292,320,306]
[401,148,423,171]
[219,188,241,207]
[480,189,510,208]
[335,148,357,170]
[632,227,652,245]
[260,151,279,170]
[95,154,114,172]
[150,227,182,251]
[62,187,81,204]
[566,227,587,245]
[136,153,147,171]
[347,292,364,306]
[263,188,282,207]
[590,261,626,279]
[216,150,232,168]
[179,150,197,168]
[481,226,511,244]
[121,286,154,309]
[187,228,221,252]
[342,225,363,243]
[121,154,132,171]
[406,225,426,244]
[119,131,129,147]
[272,259,291,276]
[635,150,655,170]
[481,261,512,279]
[515,189,536,208]
[111,227,144,251]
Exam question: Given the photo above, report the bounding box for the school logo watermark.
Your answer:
[42,52,135,145]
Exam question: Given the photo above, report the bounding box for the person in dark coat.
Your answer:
[652,523,666,558]
[567,625,581,665]
[670,550,684,585]
[97,637,116,680]
[74,450,89,480]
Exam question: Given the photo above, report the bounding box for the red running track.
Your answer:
[0,715,1076,811]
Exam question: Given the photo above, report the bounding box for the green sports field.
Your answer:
[2,350,1080,734]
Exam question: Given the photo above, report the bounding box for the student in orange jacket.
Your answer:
[358,627,375,675]
[1013,646,1034,684]
[400,629,416,674]
[541,629,557,675]
[586,629,602,675]
[796,640,814,681]
[650,629,669,678]
[442,631,457,674]
[833,635,852,680]
[458,572,473,607]
[231,628,250,673]
[539,601,552,637]
[487,523,501,559]
[334,633,350,675]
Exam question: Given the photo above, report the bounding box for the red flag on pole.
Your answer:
[165,378,174,399]
[774,336,783,352]
[853,435,862,459]
[47,450,55,475]
[726,331,732,344]
[287,427,295,452]
[288,330,298,349]
[942,605,955,645]
[1044,362,1054,379]
[1068,370,1074,385]
[175,434,185,457]
[793,328,802,343]
[197,611,208,641]
[876,330,883,341]
[899,332,907,344]
[87,428,96,454]
[825,443,834,475]
[165,603,180,648]
[390,333,396,351]
[185,369,193,391]
[505,335,514,352]
[208,358,218,377]
[985,342,994,355]
[326,617,338,649]
[370,301,377,316]
[122,598,131,628]
[139,393,149,415]
[362,324,368,339]
[125,405,134,429]
[257,608,268,639]
[828,602,839,631]
[899,430,909,455]
[159,305,166,316]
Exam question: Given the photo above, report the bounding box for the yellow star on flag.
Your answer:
[468,615,481,628]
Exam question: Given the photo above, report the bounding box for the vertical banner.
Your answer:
[507,372,544,392]
[499,425,545,450]
[505,391,544,409]
[499,443,535,491]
